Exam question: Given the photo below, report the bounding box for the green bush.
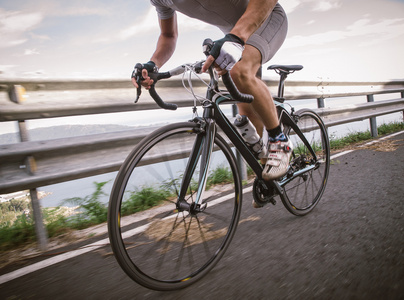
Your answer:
[0,214,35,250]
[207,165,234,187]
[0,182,109,251]
[63,181,109,229]
[121,186,172,215]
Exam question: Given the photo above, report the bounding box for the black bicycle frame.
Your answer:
[177,74,319,208]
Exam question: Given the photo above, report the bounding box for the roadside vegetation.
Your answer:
[0,166,236,251]
[0,121,403,251]
[329,121,404,150]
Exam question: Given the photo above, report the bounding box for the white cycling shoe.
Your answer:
[262,133,293,181]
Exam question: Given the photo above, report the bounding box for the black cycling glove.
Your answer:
[131,61,159,79]
[209,34,245,71]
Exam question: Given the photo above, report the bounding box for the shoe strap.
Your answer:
[268,142,292,152]
[266,153,282,167]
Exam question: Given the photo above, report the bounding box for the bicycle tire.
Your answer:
[108,121,242,291]
[280,109,330,215]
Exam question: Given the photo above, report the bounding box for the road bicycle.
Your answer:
[108,39,330,291]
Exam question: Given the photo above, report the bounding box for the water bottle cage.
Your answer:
[246,139,265,158]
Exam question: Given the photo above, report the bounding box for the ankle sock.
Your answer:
[267,126,288,142]
[267,125,282,138]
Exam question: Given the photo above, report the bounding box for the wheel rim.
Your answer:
[281,111,330,214]
[109,124,241,289]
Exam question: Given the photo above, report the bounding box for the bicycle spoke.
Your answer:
[280,110,330,215]
[108,123,241,290]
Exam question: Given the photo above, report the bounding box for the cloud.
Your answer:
[347,17,404,43]
[24,48,40,55]
[312,0,342,11]
[283,17,404,49]
[19,1,112,18]
[115,7,214,42]
[176,13,215,31]
[55,6,110,17]
[281,0,301,13]
[283,0,342,13]
[117,8,159,40]
[30,32,51,40]
[0,8,43,48]
[0,65,17,72]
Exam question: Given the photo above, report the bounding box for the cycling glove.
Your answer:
[210,34,245,71]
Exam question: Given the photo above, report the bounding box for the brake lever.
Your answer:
[132,63,143,103]
[135,78,142,103]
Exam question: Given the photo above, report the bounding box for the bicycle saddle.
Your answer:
[268,65,303,73]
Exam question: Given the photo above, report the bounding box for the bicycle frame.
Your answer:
[142,61,319,209]
[178,94,316,211]
[178,90,318,209]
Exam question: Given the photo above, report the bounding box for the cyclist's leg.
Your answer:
[231,45,278,134]
[232,2,287,135]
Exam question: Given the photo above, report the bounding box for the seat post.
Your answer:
[267,65,303,102]
[277,72,288,99]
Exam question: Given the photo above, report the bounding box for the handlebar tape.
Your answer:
[149,85,178,110]
[221,72,254,103]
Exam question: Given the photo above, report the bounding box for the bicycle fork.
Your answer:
[176,118,216,214]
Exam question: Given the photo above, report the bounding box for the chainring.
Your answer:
[252,177,277,207]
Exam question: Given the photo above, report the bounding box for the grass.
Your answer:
[121,186,172,215]
[0,182,110,251]
[207,164,234,187]
[0,166,236,251]
[329,121,404,150]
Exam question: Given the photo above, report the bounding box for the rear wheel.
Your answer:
[108,122,242,290]
[280,109,330,215]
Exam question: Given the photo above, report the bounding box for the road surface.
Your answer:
[1,132,403,299]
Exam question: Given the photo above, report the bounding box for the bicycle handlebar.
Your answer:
[221,72,253,104]
[133,38,254,110]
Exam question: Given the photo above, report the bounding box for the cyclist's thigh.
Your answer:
[246,3,288,64]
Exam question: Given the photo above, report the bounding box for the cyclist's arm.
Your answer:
[230,0,278,43]
[151,13,178,68]
[132,13,178,89]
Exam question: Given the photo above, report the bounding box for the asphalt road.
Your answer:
[1,132,403,300]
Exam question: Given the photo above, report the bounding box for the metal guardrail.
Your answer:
[1,79,404,194]
[0,79,403,250]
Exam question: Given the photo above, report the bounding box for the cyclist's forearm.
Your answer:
[230,0,278,42]
[150,15,178,68]
[151,35,177,68]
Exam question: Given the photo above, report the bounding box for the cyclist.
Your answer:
[133,0,292,186]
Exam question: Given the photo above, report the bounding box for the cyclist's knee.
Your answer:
[230,64,256,88]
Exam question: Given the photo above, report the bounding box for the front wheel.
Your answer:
[108,122,242,290]
[280,109,330,216]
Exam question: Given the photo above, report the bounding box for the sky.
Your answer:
[0,0,404,81]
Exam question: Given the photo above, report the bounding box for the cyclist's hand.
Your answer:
[202,34,245,74]
[131,61,159,90]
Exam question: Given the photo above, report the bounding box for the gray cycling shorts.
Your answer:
[151,1,287,64]
[246,3,288,64]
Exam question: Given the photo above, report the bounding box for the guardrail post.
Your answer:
[17,117,49,250]
[317,97,325,108]
[401,92,404,120]
[232,104,247,181]
[367,94,378,137]
[29,188,48,251]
